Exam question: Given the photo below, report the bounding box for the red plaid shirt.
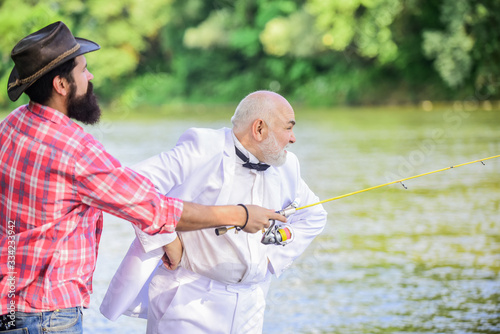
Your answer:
[0,102,183,314]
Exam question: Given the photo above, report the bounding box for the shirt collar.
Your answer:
[231,131,260,164]
[27,101,78,128]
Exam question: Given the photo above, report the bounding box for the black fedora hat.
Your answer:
[7,21,100,101]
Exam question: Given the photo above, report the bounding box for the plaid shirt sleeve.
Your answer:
[75,140,183,235]
[0,104,183,315]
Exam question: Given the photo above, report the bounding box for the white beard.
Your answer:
[261,132,287,167]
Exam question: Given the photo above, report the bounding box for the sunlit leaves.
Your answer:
[306,0,357,51]
[0,0,498,105]
[423,28,473,88]
[306,0,401,63]
[422,0,474,88]
[0,0,174,104]
[260,17,291,57]
[260,10,324,57]
[85,46,138,88]
[184,9,231,49]
[0,0,64,104]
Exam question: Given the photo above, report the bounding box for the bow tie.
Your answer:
[235,147,270,171]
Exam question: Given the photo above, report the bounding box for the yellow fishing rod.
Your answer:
[216,154,499,243]
[296,154,500,211]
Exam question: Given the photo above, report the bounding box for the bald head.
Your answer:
[231,90,296,166]
[231,90,293,133]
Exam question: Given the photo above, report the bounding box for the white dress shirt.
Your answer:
[179,133,270,284]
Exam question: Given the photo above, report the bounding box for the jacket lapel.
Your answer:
[215,128,236,205]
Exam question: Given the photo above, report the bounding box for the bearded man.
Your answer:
[100,90,327,334]
[0,23,282,333]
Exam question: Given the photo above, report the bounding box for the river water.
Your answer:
[62,104,499,333]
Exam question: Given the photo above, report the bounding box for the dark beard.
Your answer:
[67,82,101,125]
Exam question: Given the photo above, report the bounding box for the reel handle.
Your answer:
[214,226,235,236]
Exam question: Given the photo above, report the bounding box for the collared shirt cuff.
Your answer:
[142,196,183,235]
[133,224,179,253]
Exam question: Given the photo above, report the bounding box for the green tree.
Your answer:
[0,0,174,106]
[1,0,498,108]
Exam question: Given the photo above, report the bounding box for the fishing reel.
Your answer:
[214,199,299,247]
[260,221,294,246]
[261,199,299,246]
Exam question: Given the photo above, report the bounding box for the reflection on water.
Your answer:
[78,106,499,333]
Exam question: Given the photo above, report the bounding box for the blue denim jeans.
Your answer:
[0,307,82,333]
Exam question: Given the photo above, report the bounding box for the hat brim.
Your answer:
[7,37,100,102]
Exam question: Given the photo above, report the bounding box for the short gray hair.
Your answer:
[231,90,277,131]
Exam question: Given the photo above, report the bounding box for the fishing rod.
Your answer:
[295,154,500,211]
[216,154,500,244]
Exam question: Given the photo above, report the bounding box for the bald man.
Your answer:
[100,91,327,334]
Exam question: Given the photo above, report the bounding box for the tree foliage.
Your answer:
[0,0,498,108]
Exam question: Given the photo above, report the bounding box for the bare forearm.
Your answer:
[176,202,244,231]
[176,202,286,233]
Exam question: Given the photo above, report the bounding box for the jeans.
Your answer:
[0,307,82,333]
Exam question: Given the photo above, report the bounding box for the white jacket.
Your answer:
[100,127,327,320]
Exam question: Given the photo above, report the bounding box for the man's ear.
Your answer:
[52,75,70,97]
[252,119,268,142]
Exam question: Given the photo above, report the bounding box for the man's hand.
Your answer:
[176,202,286,233]
[162,236,183,270]
[241,205,286,233]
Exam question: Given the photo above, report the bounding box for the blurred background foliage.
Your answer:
[0,0,498,109]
